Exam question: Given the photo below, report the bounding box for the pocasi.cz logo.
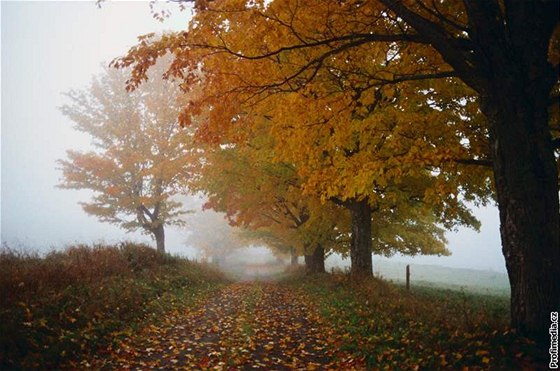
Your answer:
[551,311,559,369]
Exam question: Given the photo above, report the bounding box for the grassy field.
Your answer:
[0,242,227,369]
[373,260,510,297]
[325,257,510,297]
[288,272,545,370]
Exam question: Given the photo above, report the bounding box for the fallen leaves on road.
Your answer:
[90,282,363,370]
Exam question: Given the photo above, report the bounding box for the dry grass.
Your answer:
[0,242,227,369]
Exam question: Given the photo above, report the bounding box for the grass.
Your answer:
[286,271,546,370]
[0,242,228,370]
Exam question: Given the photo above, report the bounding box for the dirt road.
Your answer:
[94,282,361,370]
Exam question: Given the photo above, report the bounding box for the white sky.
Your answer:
[1,0,198,256]
[0,1,506,271]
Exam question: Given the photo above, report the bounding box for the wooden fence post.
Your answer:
[406,264,410,291]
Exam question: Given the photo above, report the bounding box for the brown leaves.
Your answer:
[100,282,359,369]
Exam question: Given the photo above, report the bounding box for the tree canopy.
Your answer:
[113,0,559,341]
[58,60,194,252]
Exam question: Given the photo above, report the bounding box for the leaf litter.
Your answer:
[90,282,363,370]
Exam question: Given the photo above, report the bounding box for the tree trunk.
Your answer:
[311,244,325,273]
[304,244,325,273]
[153,224,165,253]
[304,254,311,268]
[348,198,373,276]
[481,85,560,342]
[290,248,299,266]
[465,9,560,340]
[397,0,560,342]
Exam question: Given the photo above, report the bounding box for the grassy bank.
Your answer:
[288,272,545,370]
[0,242,227,369]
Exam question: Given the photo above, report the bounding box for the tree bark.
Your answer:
[153,224,165,254]
[469,4,560,342]
[304,244,325,273]
[348,198,373,276]
[481,86,560,342]
[384,0,560,342]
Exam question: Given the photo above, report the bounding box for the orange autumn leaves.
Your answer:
[96,282,364,370]
[85,277,537,370]
[113,0,492,237]
[58,58,195,250]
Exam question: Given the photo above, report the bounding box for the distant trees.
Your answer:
[58,60,194,253]
[190,114,453,274]
[190,130,340,273]
[184,208,248,263]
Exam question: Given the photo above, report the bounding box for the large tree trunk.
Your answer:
[304,244,325,273]
[348,199,373,276]
[470,5,560,342]
[153,224,165,253]
[481,85,560,342]
[388,0,560,342]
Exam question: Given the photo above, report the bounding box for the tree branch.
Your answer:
[453,158,493,167]
[140,204,156,221]
[415,0,469,32]
[384,70,457,84]
[189,32,432,61]
[379,0,484,90]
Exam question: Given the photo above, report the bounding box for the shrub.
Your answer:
[0,242,226,369]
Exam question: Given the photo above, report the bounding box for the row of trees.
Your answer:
[59,60,453,269]
[62,0,559,343]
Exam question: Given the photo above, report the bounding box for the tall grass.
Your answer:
[0,242,227,369]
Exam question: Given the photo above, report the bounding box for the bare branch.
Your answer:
[188,32,431,61]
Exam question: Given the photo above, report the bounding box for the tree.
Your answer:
[375,1,560,341]
[184,207,248,263]
[191,132,340,273]
[189,106,453,274]
[58,60,194,253]
[251,66,488,276]
[114,0,559,340]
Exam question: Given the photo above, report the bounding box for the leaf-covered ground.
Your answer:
[291,274,547,370]
[91,282,363,370]
[82,273,547,370]
[0,244,227,369]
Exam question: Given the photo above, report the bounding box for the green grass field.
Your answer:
[374,260,510,296]
[325,257,510,297]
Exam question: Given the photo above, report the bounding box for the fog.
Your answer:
[1,1,506,273]
[1,1,198,256]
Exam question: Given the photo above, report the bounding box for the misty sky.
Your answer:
[1,1,506,272]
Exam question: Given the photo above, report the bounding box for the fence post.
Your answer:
[406,264,410,291]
